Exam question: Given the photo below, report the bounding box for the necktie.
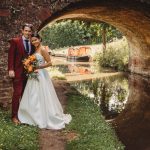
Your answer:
[25,40,29,54]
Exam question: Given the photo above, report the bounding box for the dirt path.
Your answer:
[39,80,72,150]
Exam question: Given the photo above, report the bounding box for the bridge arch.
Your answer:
[0,0,150,106]
[39,0,150,76]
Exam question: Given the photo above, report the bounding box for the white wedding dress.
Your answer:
[18,53,72,129]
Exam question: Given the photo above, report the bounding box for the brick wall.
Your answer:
[0,0,78,107]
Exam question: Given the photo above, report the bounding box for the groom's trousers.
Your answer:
[12,78,27,118]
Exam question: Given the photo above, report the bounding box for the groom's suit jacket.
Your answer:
[8,36,35,79]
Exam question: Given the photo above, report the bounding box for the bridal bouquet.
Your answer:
[23,55,39,80]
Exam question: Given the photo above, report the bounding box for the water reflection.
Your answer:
[112,74,150,150]
[70,74,150,149]
[53,64,115,75]
[70,75,129,119]
[52,58,150,149]
[53,64,93,74]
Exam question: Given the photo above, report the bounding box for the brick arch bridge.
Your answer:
[0,0,150,106]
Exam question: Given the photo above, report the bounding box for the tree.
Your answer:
[40,20,123,49]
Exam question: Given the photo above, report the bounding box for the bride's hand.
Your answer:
[36,65,42,69]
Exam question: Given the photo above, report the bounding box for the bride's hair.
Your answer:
[31,32,42,41]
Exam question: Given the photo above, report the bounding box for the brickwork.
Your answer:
[0,0,150,107]
[0,0,80,107]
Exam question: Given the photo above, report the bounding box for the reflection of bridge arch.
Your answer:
[0,0,150,106]
[112,74,150,149]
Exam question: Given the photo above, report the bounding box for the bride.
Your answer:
[18,33,72,129]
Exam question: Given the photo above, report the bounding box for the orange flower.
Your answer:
[27,65,33,73]
[29,55,36,61]
[23,54,39,80]
[23,59,31,66]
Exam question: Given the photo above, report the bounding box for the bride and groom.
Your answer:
[8,23,71,129]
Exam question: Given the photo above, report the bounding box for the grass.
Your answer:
[65,90,125,150]
[0,82,124,150]
[0,109,39,150]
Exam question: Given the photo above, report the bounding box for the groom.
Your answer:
[8,23,35,124]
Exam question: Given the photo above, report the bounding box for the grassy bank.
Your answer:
[0,83,124,150]
[66,91,125,150]
[0,109,39,150]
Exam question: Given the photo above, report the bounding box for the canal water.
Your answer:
[70,75,129,120]
[51,57,150,150]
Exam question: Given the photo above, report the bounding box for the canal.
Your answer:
[51,56,150,150]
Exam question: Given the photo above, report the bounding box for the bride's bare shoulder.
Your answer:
[41,46,46,51]
[41,46,49,55]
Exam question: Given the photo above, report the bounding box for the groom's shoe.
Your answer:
[12,117,21,125]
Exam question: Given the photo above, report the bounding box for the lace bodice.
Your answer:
[35,53,45,65]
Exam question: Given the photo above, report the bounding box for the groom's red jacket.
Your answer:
[8,37,35,79]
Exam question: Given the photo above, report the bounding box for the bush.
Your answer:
[94,37,129,71]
